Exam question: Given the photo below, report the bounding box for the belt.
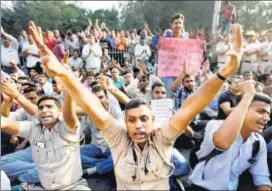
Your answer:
[244,60,255,63]
[262,60,270,62]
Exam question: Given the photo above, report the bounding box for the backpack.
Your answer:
[189,134,260,169]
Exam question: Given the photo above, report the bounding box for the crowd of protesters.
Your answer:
[1,1,272,190]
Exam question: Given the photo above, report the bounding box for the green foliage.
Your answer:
[1,1,120,37]
[1,1,271,38]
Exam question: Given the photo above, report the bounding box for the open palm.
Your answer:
[28,21,68,77]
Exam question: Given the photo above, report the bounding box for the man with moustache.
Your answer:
[28,21,242,190]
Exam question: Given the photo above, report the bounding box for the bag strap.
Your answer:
[198,148,224,164]
[252,139,260,158]
[198,148,224,180]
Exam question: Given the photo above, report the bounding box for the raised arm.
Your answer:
[60,52,79,129]
[213,81,255,150]
[100,75,131,105]
[1,116,20,135]
[163,24,243,140]
[171,59,188,92]
[1,78,38,116]
[1,93,13,117]
[29,21,113,131]
[1,26,19,50]
[63,91,78,129]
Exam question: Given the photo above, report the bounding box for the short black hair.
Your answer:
[227,75,243,84]
[182,74,192,83]
[94,73,101,78]
[37,96,62,109]
[122,70,131,76]
[171,13,185,23]
[243,71,252,76]
[91,86,107,96]
[139,75,149,82]
[23,86,44,97]
[252,93,272,105]
[151,82,165,91]
[21,82,36,89]
[125,99,150,113]
[90,81,99,88]
[18,76,30,82]
[237,93,272,106]
[38,72,48,78]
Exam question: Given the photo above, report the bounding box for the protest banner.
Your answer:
[150,99,173,127]
[158,38,204,77]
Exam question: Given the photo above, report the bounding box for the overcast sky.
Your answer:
[1,1,122,10]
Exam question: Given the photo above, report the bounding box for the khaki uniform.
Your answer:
[241,42,260,74]
[17,116,90,190]
[101,119,181,190]
[259,41,272,73]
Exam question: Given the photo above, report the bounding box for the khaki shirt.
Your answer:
[17,116,82,190]
[101,119,181,190]
[242,41,260,61]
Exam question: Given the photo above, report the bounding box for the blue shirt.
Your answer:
[151,35,160,49]
[113,77,125,90]
[189,120,271,190]
[106,36,116,51]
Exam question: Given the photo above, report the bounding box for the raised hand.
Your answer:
[61,51,72,71]
[95,19,99,27]
[240,80,255,97]
[183,58,189,75]
[0,25,4,34]
[28,21,68,77]
[99,75,115,91]
[88,19,92,26]
[219,24,243,77]
[1,78,20,99]
[1,92,13,102]
[202,59,210,74]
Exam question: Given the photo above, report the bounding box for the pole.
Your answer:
[212,1,222,40]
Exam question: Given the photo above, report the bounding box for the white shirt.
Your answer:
[68,57,84,70]
[1,171,11,191]
[22,44,40,68]
[86,101,124,152]
[1,33,19,67]
[134,44,151,61]
[216,41,230,64]
[189,120,271,190]
[40,82,53,96]
[81,43,102,69]
[9,108,36,121]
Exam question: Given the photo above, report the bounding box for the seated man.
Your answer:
[216,75,242,120]
[81,86,124,176]
[28,21,242,190]
[188,81,271,190]
[1,95,90,190]
[1,86,43,184]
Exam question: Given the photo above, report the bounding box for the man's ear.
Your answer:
[152,114,155,122]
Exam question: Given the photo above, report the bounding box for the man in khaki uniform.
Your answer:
[1,95,90,190]
[240,30,260,74]
[27,21,243,190]
[259,30,272,74]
